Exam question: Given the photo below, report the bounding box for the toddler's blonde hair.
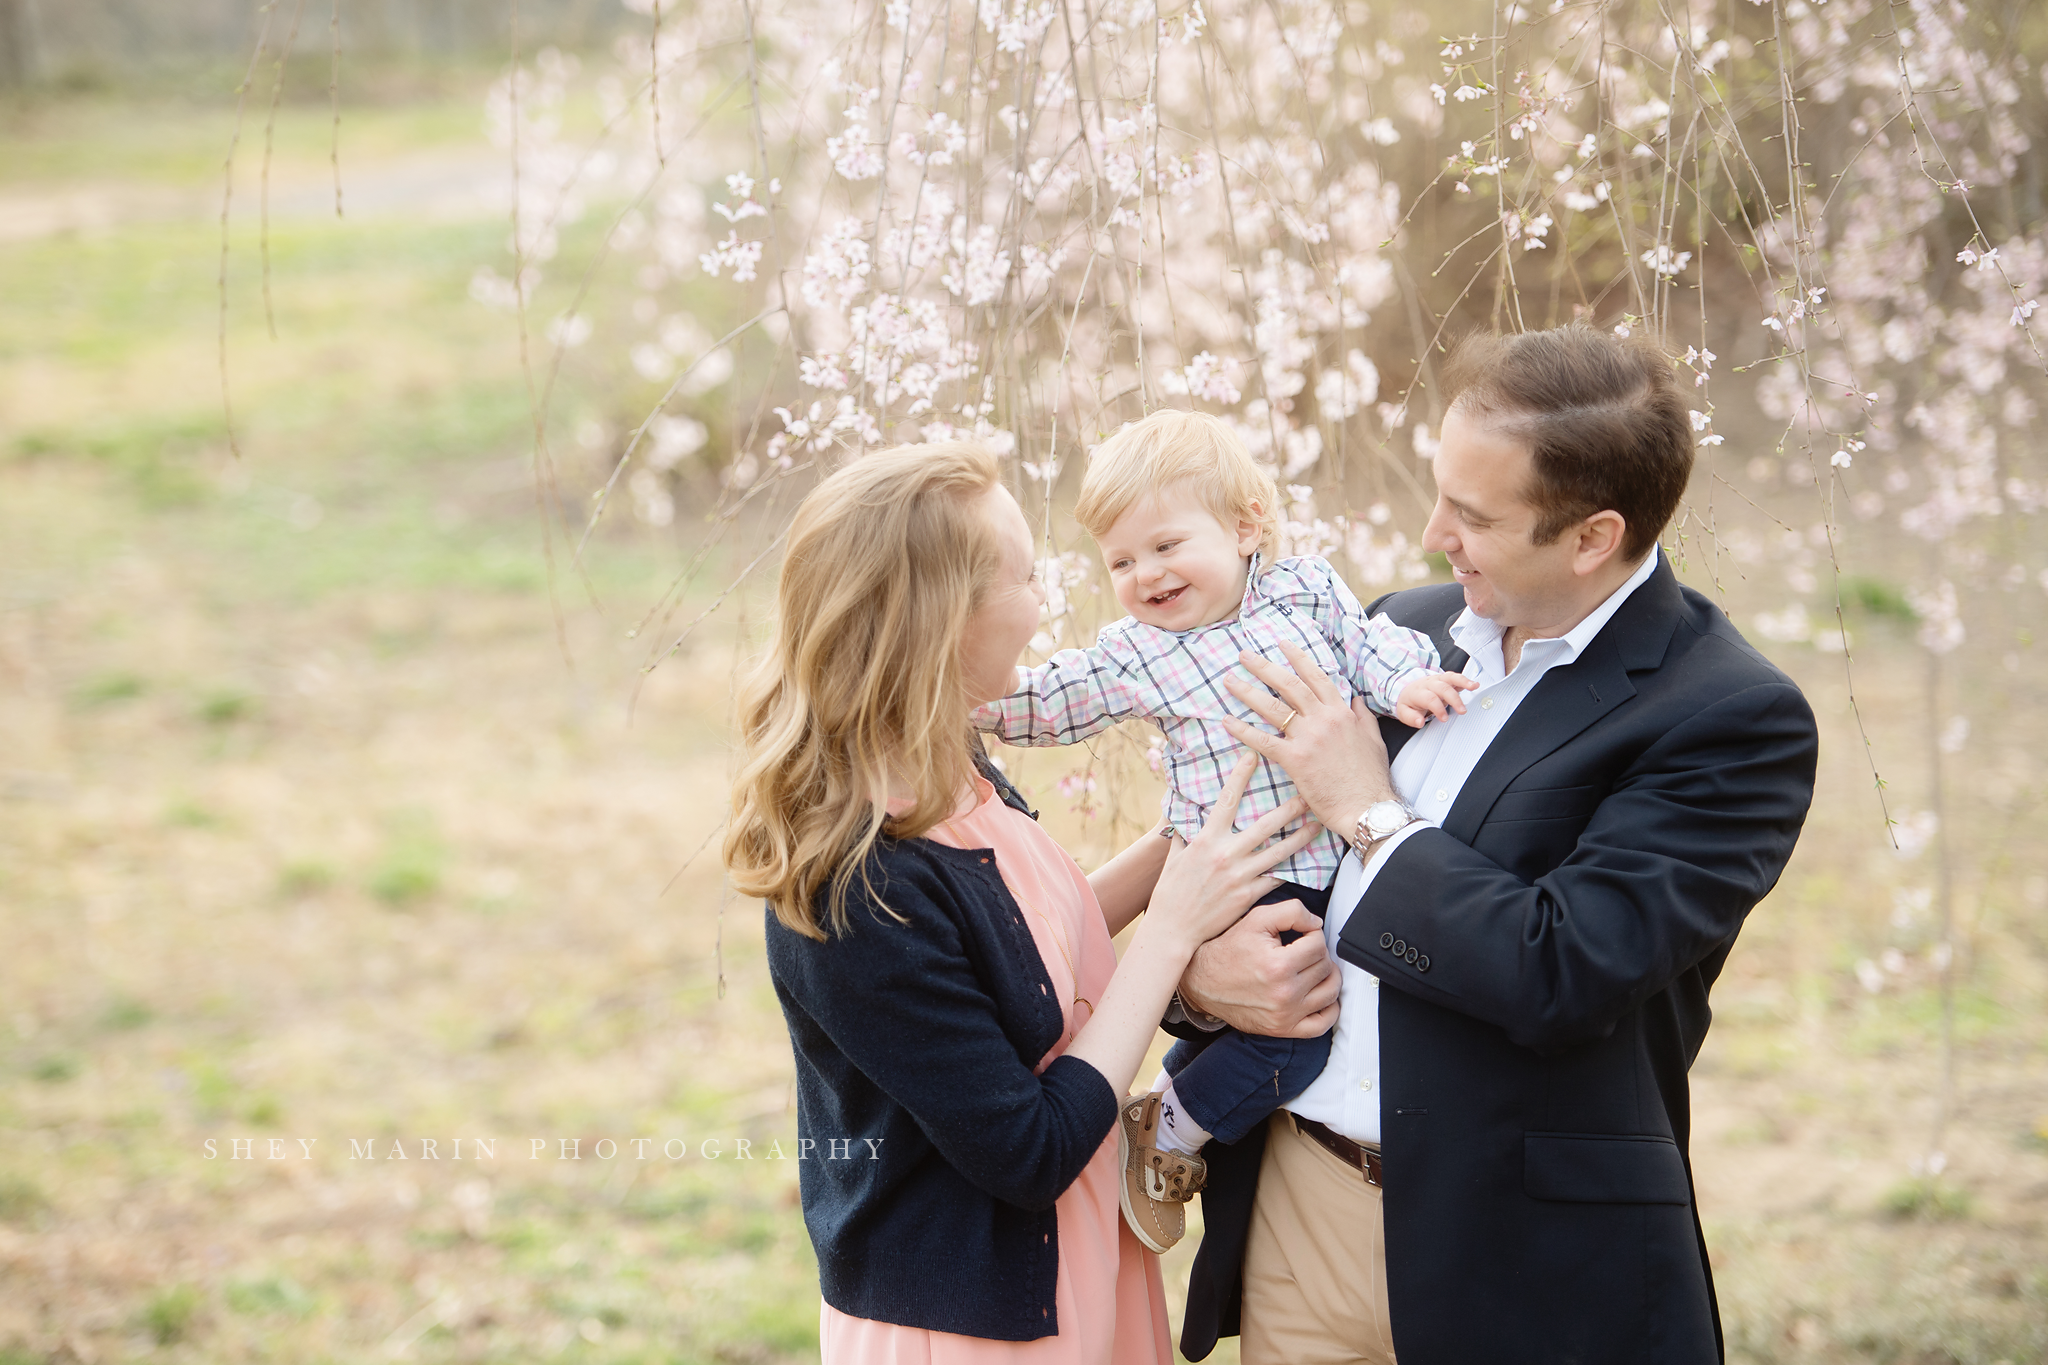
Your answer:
[1073,409,1279,562]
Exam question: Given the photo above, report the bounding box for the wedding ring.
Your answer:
[1276,708,1298,735]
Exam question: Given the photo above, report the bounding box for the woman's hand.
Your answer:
[1134,752,1321,956]
[1220,640,1399,839]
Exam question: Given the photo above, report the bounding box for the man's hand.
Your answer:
[1177,899,1340,1038]
[1221,639,1399,838]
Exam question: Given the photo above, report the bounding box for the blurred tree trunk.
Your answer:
[0,0,37,89]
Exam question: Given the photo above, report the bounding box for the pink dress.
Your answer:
[819,777,1173,1365]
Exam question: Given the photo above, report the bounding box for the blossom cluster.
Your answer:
[475,0,2043,857]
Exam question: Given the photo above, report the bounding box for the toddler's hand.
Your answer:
[1394,671,1479,727]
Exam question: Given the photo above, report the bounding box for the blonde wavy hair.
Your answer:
[724,440,1006,940]
[1073,409,1278,562]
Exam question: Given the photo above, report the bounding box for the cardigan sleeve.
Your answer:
[769,858,1122,1212]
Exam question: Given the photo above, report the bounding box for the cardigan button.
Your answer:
[1418,954,1430,972]
[1380,932,1394,949]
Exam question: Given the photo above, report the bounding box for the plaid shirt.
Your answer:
[973,554,1439,888]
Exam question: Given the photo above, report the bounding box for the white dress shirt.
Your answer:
[1284,548,1663,1145]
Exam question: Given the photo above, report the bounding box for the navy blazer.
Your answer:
[1178,558,1819,1364]
[763,764,1120,1341]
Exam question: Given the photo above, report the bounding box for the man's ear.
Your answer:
[1235,504,1265,557]
[1572,510,1628,576]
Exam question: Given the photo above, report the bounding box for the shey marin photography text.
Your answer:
[201,1135,882,1162]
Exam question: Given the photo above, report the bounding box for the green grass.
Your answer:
[197,687,258,725]
[0,1174,52,1225]
[1838,573,1917,621]
[164,797,222,828]
[278,858,339,897]
[1880,1175,1975,1220]
[369,812,447,906]
[100,996,155,1030]
[0,80,779,1348]
[0,72,509,181]
[140,1282,202,1345]
[73,670,147,705]
[184,1056,239,1120]
[224,1272,316,1318]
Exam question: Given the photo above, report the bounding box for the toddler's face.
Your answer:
[1097,484,1261,632]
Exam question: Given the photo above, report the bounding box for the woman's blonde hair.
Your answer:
[1073,409,1278,560]
[724,440,1006,940]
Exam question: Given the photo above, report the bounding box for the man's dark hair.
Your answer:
[1440,323,1692,561]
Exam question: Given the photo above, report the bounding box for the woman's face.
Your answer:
[961,486,1046,707]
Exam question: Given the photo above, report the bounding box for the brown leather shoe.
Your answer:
[1116,1091,1207,1253]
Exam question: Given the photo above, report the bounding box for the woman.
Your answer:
[725,440,1319,1362]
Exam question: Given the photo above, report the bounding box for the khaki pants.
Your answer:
[1240,1113,1397,1365]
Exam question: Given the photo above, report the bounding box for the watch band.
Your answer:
[1351,811,1424,859]
[1168,991,1228,1031]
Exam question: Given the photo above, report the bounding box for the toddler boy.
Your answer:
[974,409,1473,1252]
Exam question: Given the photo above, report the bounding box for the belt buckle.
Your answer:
[1294,1114,1382,1187]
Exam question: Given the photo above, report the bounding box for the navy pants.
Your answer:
[1160,879,1334,1144]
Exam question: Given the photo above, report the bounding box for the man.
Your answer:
[1167,323,1820,1363]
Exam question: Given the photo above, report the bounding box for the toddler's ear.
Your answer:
[1234,507,1264,556]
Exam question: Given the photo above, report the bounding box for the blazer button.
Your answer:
[1391,938,1406,956]
[1380,932,1394,950]
[1405,947,1418,964]
[1417,954,1431,972]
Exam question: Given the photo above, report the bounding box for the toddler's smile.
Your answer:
[1097,482,1264,632]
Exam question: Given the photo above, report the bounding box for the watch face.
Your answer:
[1365,799,1409,838]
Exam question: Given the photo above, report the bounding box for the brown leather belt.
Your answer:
[1291,1114,1383,1186]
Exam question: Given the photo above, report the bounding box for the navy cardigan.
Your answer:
[763,769,1121,1340]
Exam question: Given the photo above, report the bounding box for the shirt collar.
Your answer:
[1449,546,1662,675]
[1238,550,1266,611]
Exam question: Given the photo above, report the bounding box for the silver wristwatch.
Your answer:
[1351,798,1417,857]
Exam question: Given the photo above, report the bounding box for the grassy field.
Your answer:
[1,73,2044,1364]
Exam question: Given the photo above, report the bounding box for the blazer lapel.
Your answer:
[1440,633,1634,843]
[1439,560,1683,843]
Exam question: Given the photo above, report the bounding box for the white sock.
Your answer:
[1147,1067,1172,1095]
[1154,1081,1211,1156]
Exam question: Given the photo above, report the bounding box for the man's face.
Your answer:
[1421,404,1587,628]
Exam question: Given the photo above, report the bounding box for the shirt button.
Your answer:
[1480,697,1495,710]
[1358,1078,1372,1092]
[1434,789,1448,802]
